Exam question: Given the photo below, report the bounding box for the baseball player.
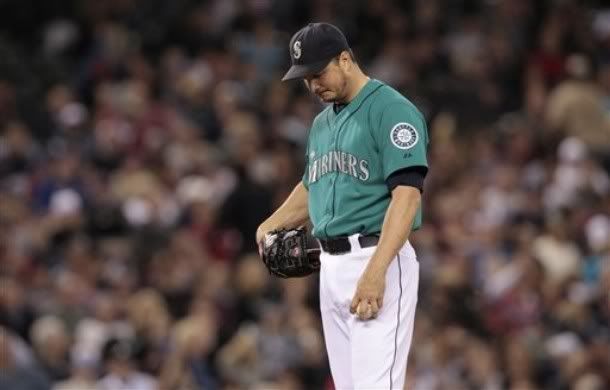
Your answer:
[256,22,429,389]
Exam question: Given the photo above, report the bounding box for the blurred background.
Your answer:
[0,0,609,389]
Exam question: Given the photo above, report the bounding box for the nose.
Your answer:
[311,80,324,93]
[307,78,321,92]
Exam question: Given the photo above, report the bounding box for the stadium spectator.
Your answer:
[0,1,608,388]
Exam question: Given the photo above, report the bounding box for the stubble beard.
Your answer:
[320,77,348,104]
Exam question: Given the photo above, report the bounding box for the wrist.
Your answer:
[257,222,279,241]
[366,259,389,277]
[256,225,269,241]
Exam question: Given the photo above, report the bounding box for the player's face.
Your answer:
[303,56,348,103]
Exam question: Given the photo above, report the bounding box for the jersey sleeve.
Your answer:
[373,101,429,180]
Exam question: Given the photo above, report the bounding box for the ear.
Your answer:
[339,51,352,72]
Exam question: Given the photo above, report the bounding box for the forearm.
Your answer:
[257,181,310,236]
[366,186,421,274]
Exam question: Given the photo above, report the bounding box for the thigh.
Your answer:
[350,247,419,389]
[320,307,353,390]
[319,253,354,390]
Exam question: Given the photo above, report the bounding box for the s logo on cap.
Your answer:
[293,41,302,59]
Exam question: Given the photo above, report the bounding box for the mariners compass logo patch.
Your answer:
[390,122,418,149]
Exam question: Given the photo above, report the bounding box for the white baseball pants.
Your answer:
[319,234,419,390]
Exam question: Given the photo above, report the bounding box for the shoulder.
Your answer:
[369,81,424,121]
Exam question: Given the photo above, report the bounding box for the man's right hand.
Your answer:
[256,226,271,257]
[255,227,266,246]
[254,181,310,256]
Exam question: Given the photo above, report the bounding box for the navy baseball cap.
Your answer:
[281,23,350,81]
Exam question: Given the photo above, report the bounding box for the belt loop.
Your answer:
[348,234,360,250]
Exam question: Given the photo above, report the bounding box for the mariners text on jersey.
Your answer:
[308,150,369,183]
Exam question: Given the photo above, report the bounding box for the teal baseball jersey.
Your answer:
[302,79,429,239]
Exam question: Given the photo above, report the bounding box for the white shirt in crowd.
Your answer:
[96,372,157,390]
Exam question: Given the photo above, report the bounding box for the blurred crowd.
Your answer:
[1,0,609,389]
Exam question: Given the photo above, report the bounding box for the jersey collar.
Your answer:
[331,79,384,125]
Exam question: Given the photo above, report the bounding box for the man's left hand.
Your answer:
[350,266,386,320]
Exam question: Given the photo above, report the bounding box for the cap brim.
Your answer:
[281,58,333,81]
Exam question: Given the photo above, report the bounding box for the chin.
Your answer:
[318,93,336,103]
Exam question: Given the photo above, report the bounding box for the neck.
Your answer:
[341,69,370,104]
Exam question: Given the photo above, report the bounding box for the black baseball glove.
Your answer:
[261,227,321,278]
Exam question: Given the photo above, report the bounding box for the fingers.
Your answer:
[350,295,359,314]
[350,282,384,319]
[352,295,378,321]
[356,301,370,320]
[356,301,375,320]
[369,300,379,318]
[351,296,381,320]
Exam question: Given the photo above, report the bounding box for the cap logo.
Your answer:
[293,40,302,59]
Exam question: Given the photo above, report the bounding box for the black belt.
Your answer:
[318,234,380,255]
